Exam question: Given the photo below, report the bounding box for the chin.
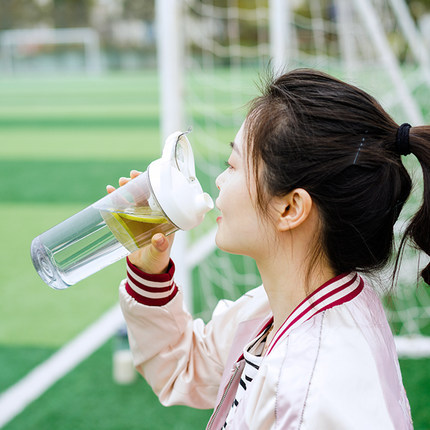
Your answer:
[215,233,232,253]
[215,235,246,256]
[214,233,225,251]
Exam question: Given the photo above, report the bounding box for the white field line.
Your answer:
[0,304,124,428]
[185,226,217,269]
[395,335,430,358]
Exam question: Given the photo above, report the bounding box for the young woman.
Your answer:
[110,69,429,429]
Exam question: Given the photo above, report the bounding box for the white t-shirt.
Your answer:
[222,325,272,428]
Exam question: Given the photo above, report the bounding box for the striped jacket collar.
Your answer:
[265,272,364,355]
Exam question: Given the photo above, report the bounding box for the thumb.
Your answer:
[151,233,170,253]
[128,232,174,274]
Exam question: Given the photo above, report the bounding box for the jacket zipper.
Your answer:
[207,363,242,430]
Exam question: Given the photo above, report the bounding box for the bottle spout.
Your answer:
[195,192,214,216]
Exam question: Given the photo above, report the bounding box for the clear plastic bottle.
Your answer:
[31,131,213,290]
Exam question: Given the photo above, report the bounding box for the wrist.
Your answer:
[125,257,177,306]
[127,244,172,274]
[127,254,170,274]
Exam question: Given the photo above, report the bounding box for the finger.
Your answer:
[118,177,131,187]
[106,185,116,194]
[151,233,170,253]
[130,170,142,179]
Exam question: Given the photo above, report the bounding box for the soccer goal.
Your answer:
[157,0,430,357]
[0,27,102,75]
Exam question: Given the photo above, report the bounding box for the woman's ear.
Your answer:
[274,188,313,232]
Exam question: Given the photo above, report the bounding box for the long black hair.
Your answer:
[245,68,430,286]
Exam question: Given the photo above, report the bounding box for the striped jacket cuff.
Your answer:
[125,257,178,306]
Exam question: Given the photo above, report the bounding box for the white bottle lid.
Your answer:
[148,131,214,230]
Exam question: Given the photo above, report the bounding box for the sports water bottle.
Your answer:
[31,131,214,290]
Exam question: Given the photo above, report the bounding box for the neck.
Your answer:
[256,243,335,334]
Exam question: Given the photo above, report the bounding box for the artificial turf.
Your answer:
[1,70,429,429]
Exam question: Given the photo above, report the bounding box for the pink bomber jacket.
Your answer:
[119,258,413,429]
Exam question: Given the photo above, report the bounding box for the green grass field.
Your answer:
[1,71,430,429]
[0,71,213,429]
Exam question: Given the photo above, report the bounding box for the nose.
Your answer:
[215,170,224,190]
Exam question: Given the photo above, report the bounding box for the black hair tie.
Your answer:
[395,123,412,156]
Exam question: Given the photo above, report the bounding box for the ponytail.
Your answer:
[399,126,430,285]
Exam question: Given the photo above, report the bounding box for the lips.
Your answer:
[214,200,222,222]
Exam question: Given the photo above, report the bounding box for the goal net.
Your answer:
[159,0,430,357]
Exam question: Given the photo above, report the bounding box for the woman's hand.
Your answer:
[107,170,174,274]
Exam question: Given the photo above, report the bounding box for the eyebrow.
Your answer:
[230,141,240,154]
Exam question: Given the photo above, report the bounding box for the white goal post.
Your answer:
[157,0,430,357]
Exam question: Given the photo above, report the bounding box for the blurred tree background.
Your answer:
[1,0,429,66]
[1,0,430,31]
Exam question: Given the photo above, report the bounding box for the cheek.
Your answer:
[225,187,251,217]
[218,174,239,204]
[224,193,259,235]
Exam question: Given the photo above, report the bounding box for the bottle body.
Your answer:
[31,171,178,290]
